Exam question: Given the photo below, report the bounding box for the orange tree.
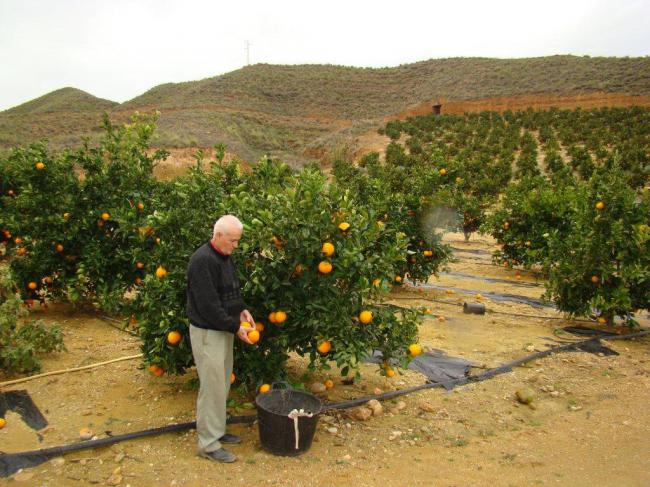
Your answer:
[543,165,650,325]
[0,114,166,310]
[483,175,577,268]
[331,147,452,284]
[133,156,424,386]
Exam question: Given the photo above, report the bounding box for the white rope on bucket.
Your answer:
[287,408,313,450]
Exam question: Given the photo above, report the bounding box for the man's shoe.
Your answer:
[199,448,237,463]
[219,433,241,444]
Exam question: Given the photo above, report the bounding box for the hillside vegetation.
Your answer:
[2,56,650,165]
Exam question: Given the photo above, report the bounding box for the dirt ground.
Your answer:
[1,233,649,487]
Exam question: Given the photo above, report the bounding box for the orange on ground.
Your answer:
[0,418,6,429]
[359,310,373,324]
[317,340,332,354]
[28,281,37,290]
[385,368,395,378]
[408,344,422,357]
[259,384,271,393]
[321,242,335,256]
[155,266,167,278]
[318,261,333,274]
[167,331,182,345]
[324,379,334,389]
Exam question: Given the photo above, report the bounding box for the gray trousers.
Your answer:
[189,324,234,453]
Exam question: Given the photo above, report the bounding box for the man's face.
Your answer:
[214,228,242,255]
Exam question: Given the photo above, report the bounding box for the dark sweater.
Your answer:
[186,242,246,333]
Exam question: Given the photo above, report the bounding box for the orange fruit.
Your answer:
[271,235,283,248]
[591,275,600,284]
[372,278,381,287]
[597,317,607,324]
[318,261,333,274]
[240,321,253,329]
[293,263,303,275]
[167,331,182,345]
[395,276,402,283]
[136,262,145,269]
[385,367,395,378]
[359,310,373,324]
[259,384,271,393]
[503,222,510,230]
[137,202,145,210]
[14,237,23,245]
[595,201,605,210]
[28,281,37,290]
[35,162,45,170]
[338,222,350,232]
[135,277,143,285]
[274,311,287,324]
[408,344,422,357]
[439,168,447,176]
[268,312,277,324]
[324,379,334,389]
[455,176,462,183]
[155,266,167,278]
[247,329,260,344]
[55,244,64,252]
[43,276,53,285]
[424,308,433,315]
[63,212,70,220]
[155,237,161,245]
[317,340,332,354]
[96,219,104,228]
[230,373,236,384]
[322,242,335,256]
[0,418,6,429]
[423,250,433,257]
[148,365,164,376]
[101,212,110,221]
[255,322,265,332]
[16,247,27,256]
[438,315,446,322]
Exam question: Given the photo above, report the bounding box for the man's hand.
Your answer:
[237,322,254,344]
[240,309,255,324]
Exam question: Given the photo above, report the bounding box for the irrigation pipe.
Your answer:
[390,295,597,323]
[2,330,648,477]
[0,354,143,388]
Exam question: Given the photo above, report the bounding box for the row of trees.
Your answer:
[0,115,449,381]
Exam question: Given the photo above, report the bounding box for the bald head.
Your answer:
[211,215,243,255]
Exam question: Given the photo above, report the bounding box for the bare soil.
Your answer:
[1,233,649,487]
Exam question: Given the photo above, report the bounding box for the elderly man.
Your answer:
[186,215,255,463]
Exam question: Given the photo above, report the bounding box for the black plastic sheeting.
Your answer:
[562,327,619,356]
[364,349,474,389]
[0,390,48,431]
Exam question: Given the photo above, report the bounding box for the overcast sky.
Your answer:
[1,0,648,111]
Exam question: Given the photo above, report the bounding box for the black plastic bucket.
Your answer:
[255,383,322,456]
